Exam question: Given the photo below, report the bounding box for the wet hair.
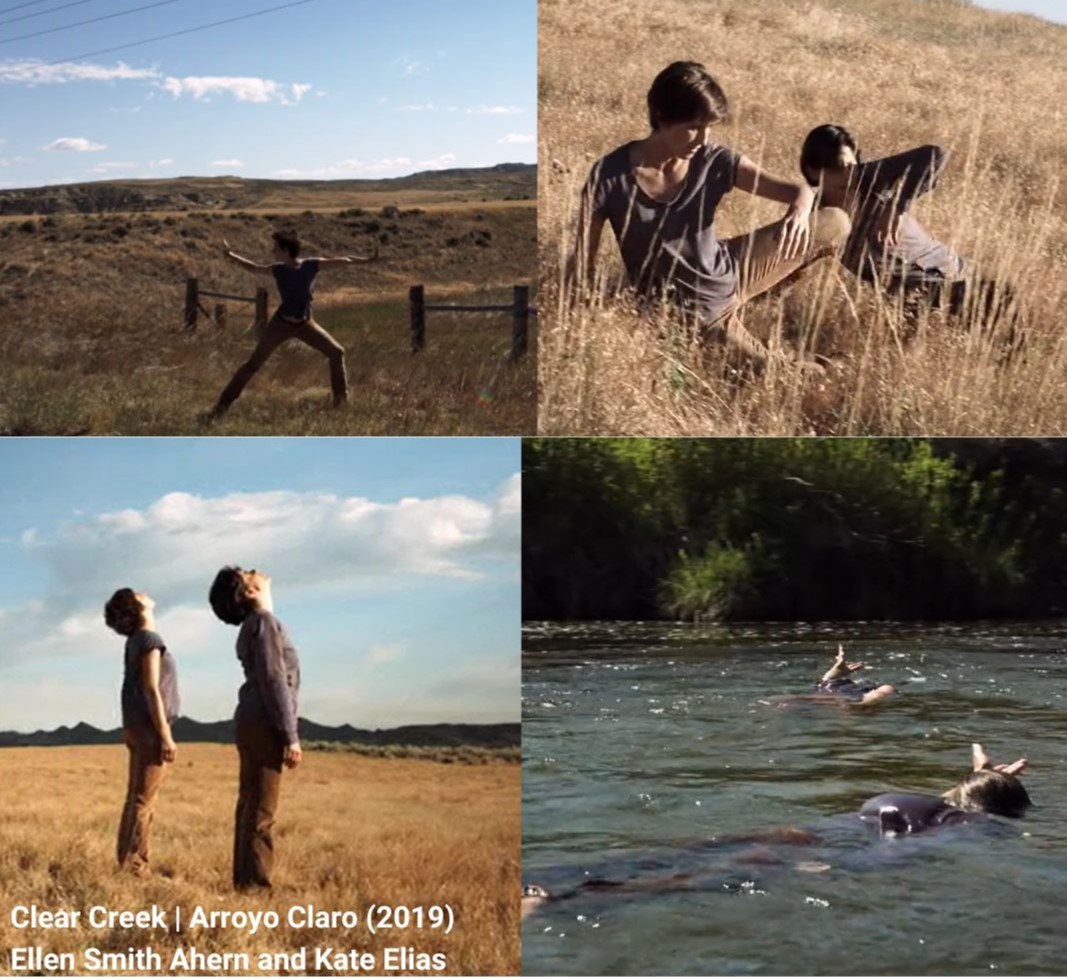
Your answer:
[943,769,1032,818]
[800,124,862,186]
[104,587,145,637]
[208,566,257,626]
[271,229,301,258]
[647,61,729,130]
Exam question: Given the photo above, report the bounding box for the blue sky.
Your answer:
[0,0,535,190]
[973,0,1067,25]
[0,438,521,732]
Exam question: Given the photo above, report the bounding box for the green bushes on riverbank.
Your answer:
[523,439,1067,621]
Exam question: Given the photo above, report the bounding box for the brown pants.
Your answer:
[116,727,167,875]
[708,206,852,359]
[233,715,285,890]
[215,311,348,412]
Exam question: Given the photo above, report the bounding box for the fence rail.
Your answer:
[409,284,533,361]
[184,277,268,331]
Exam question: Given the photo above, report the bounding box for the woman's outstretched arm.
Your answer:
[314,246,380,268]
[221,238,272,273]
[734,156,816,259]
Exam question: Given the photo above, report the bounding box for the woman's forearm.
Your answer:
[146,686,171,741]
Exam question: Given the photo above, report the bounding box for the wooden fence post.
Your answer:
[410,284,426,353]
[214,303,227,329]
[184,277,198,330]
[255,287,269,328]
[510,284,529,361]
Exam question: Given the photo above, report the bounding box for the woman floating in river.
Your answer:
[766,645,895,708]
[521,742,1031,918]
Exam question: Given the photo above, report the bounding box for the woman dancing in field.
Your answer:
[573,61,853,370]
[522,742,1031,917]
[799,124,1019,334]
[104,588,180,876]
[209,566,301,890]
[207,230,378,420]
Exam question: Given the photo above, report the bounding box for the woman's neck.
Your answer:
[637,131,684,169]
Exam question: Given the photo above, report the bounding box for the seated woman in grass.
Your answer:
[104,588,180,877]
[207,230,378,420]
[521,742,1031,917]
[572,61,852,370]
[799,124,1019,336]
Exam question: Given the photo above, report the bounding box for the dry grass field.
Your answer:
[538,0,1067,435]
[0,745,519,975]
[0,200,536,435]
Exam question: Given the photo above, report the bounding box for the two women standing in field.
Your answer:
[105,566,301,890]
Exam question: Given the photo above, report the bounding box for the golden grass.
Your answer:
[538,0,1067,435]
[0,745,519,975]
[0,204,535,435]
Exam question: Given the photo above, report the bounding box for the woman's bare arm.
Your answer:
[567,205,606,298]
[139,649,177,763]
[221,238,272,273]
[735,156,816,259]
[314,247,380,269]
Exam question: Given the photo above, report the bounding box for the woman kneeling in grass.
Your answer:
[208,230,378,420]
[799,124,1020,339]
[573,60,852,370]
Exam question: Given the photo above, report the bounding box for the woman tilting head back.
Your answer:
[104,586,180,876]
[573,61,852,370]
[209,566,302,890]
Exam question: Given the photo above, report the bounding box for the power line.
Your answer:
[44,0,316,65]
[2,0,190,44]
[0,0,57,17]
[0,0,104,28]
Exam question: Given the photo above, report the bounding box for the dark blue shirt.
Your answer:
[859,792,977,834]
[121,629,180,730]
[272,259,320,320]
[235,609,301,744]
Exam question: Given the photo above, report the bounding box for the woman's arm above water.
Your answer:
[735,156,816,260]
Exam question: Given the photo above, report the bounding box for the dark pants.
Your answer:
[117,726,166,875]
[214,311,348,412]
[233,714,285,889]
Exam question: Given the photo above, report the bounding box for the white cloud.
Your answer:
[271,156,420,179]
[89,161,137,173]
[364,643,404,669]
[162,75,312,105]
[43,137,106,153]
[210,159,244,169]
[395,55,427,76]
[0,156,28,167]
[467,105,523,115]
[399,102,435,112]
[497,133,534,144]
[416,153,457,170]
[0,59,159,86]
[148,158,174,169]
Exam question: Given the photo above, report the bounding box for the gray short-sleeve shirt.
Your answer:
[584,141,742,322]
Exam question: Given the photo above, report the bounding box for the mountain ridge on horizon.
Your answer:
[0,716,520,749]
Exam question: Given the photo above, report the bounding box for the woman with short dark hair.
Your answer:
[207,230,379,419]
[209,566,301,890]
[799,123,1019,333]
[574,61,853,369]
[104,587,180,876]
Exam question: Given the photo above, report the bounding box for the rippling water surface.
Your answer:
[522,622,1067,976]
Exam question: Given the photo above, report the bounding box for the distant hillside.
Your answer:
[0,717,520,748]
[0,163,536,216]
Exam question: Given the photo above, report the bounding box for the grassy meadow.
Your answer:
[0,200,536,435]
[538,0,1067,435]
[0,744,520,975]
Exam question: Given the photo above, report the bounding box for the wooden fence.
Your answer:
[184,277,268,331]
[409,284,533,361]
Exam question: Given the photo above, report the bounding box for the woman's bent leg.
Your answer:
[294,320,348,406]
[212,314,293,415]
[728,206,852,306]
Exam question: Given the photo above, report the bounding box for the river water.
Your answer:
[522,622,1067,975]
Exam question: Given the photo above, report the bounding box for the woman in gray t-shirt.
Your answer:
[574,61,853,367]
[104,587,180,876]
